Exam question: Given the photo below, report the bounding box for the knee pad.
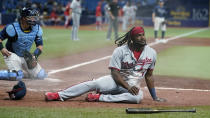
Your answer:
[36,69,47,80]
[0,70,23,81]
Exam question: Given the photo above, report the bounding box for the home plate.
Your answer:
[45,78,62,82]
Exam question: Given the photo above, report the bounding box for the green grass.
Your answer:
[154,46,210,80]
[42,29,114,58]
[143,27,210,38]
[0,106,210,118]
[186,29,210,38]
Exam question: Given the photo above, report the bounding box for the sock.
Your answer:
[162,31,165,39]
[154,31,158,39]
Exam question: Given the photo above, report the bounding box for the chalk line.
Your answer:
[28,87,210,92]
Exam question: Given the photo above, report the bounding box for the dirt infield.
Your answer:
[0,34,210,108]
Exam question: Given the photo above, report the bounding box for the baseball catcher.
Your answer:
[7,81,26,100]
[0,7,47,80]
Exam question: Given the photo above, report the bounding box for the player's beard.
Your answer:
[132,40,147,52]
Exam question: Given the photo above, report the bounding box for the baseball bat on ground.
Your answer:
[126,108,196,114]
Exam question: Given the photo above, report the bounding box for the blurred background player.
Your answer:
[70,0,82,41]
[103,1,110,25]
[130,2,137,26]
[152,0,168,43]
[64,2,71,28]
[95,1,102,30]
[45,26,166,103]
[122,1,132,32]
[0,7,47,81]
[106,0,120,40]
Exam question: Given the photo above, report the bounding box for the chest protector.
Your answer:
[12,22,39,57]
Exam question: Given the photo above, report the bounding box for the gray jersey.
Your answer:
[104,4,109,16]
[123,5,132,17]
[130,5,137,16]
[109,45,157,87]
[57,45,155,103]
[70,0,82,14]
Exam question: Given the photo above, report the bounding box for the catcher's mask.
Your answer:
[20,7,39,26]
[7,81,26,100]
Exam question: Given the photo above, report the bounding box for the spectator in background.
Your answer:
[95,1,102,30]
[35,2,46,26]
[50,7,59,25]
[39,4,50,26]
[106,0,120,40]
[56,4,65,24]
[49,2,63,26]
[64,2,71,28]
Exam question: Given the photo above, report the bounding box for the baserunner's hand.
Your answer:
[128,86,139,95]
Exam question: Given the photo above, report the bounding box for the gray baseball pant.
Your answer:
[106,17,119,40]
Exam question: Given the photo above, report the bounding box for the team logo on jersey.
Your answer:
[137,57,152,65]
[121,62,135,69]
[121,57,152,70]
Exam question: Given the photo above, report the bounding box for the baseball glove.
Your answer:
[161,20,167,25]
[23,50,37,69]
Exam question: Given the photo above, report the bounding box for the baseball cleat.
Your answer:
[155,38,159,42]
[86,93,101,102]
[45,92,60,101]
[160,39,168,43]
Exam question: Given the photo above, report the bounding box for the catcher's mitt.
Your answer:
[23,50,37,69]
[161,20,167,25]
[7,81,26,100]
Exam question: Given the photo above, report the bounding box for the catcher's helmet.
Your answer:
[7,81,26,100]
[20,7,39,26]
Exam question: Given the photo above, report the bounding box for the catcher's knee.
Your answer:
[0,70,23,81]
[36,69,47,79]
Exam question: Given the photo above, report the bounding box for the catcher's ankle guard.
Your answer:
[37,69,47,79]
[0,70,23,81]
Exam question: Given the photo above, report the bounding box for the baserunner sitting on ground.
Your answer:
[45,26,166,104]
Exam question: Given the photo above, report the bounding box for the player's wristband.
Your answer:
[33,48,42,59]
[149,88,157,100]
[0,42,4,50]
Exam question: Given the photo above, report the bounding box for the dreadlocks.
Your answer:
[115,27,134,47]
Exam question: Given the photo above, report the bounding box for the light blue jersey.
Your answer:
[5,22,43,57]
[0,21,43,57]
